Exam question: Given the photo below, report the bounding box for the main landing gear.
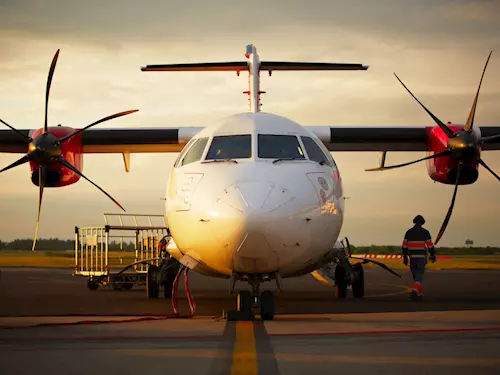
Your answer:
[333,261,364,299]
[229,273,280,321]
[330,237,401,299]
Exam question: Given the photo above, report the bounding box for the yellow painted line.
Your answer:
[231,321,257,375]
[311,271,412,298]
[367,284,413,298]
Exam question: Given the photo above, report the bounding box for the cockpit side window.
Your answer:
[174,137,197,168]
[258,134,306,159]
[316,137,337,169]
[180,137,209,166]
[301,136,333,167]
[205,135,252,160]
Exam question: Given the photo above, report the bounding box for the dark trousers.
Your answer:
[409,257,427,283]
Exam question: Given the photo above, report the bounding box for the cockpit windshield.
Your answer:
[258,134,306,160]
[205,135,252,160]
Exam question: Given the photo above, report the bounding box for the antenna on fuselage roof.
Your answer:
[140,44,369,113]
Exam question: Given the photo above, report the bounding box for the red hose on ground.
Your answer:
[172,265,196,317]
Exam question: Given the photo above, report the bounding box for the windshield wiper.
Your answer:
[202,159,238,164]
[273,157,300,164]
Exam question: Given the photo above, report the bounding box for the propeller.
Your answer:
[0,49,138,251]
[341,238,402,278]
[366,51,500,244]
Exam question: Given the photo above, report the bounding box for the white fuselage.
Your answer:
[165,112,344,278]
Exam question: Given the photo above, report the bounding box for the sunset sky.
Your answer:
[0,0,499,247]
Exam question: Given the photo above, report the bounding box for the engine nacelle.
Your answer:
[29,126,83,187]
[426,125,481,185]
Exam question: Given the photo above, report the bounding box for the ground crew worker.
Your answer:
[402,215,436,299]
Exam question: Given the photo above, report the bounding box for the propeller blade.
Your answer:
[365,150,451,171]
[349,256,402,278]
[464,51,492,132]
[0,154,30,174]
[32,166,45,252]
[44,50,60,134]
[435,161,463,245]
[478,158,500,182]
[0,118,31,142]
[481,134,500,144]
[56,156,126,212]
[394,73,455,138]
[58,109,139,143]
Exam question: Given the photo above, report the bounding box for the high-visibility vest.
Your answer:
[402,226,435,259]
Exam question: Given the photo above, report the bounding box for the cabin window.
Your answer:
[205,135,252,160]
[258,134,306,159]
[180,137,209,166]
[301,136,333,167]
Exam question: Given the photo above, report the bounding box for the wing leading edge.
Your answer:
[308,126,500,152]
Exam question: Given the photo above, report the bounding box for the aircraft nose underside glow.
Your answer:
[166,112,344,278]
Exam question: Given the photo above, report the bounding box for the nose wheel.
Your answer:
[260,291,275,320]
[229,274,276,321]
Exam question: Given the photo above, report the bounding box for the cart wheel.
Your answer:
[87,279,99,291]
[147,265,159,299]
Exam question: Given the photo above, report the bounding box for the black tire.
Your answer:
[147,265,159,299]
[87,279,99,291]
[260,291,275,321]
[352,264,365,298]
[163,268,176,299]
[335,266,348,299]
[122,282,133,291]
[162,261,180,299]
[238,290,253,311]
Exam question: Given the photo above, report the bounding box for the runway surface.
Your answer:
[1,267,500,374]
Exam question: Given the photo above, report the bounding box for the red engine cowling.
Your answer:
[29,126,83,187]
[426,125,481,185]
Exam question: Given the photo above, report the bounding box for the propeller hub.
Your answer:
[28,133,62,164]
[447,131,479,161]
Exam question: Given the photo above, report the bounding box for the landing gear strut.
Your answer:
[230,273,277,321]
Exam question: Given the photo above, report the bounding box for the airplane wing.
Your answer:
[0,127,204,154]
[307,126,500,151]
[3,125,500,154]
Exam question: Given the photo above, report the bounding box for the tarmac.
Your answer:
[1,267,500,374]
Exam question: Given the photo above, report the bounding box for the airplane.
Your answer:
[1,44,499,320]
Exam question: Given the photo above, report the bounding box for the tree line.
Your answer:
[0,238,135,251]
[0,238,498,254]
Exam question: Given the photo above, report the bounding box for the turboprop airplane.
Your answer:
[1,45,499,320]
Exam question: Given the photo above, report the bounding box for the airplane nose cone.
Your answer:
[217,180,298,273]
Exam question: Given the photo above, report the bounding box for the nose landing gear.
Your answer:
[229,273,277,321]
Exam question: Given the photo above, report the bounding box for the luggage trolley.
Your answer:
[74,213,169,291]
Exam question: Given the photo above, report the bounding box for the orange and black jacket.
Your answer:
[402,225,436,259]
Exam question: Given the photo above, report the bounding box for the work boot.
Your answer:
[410,282,423,301]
